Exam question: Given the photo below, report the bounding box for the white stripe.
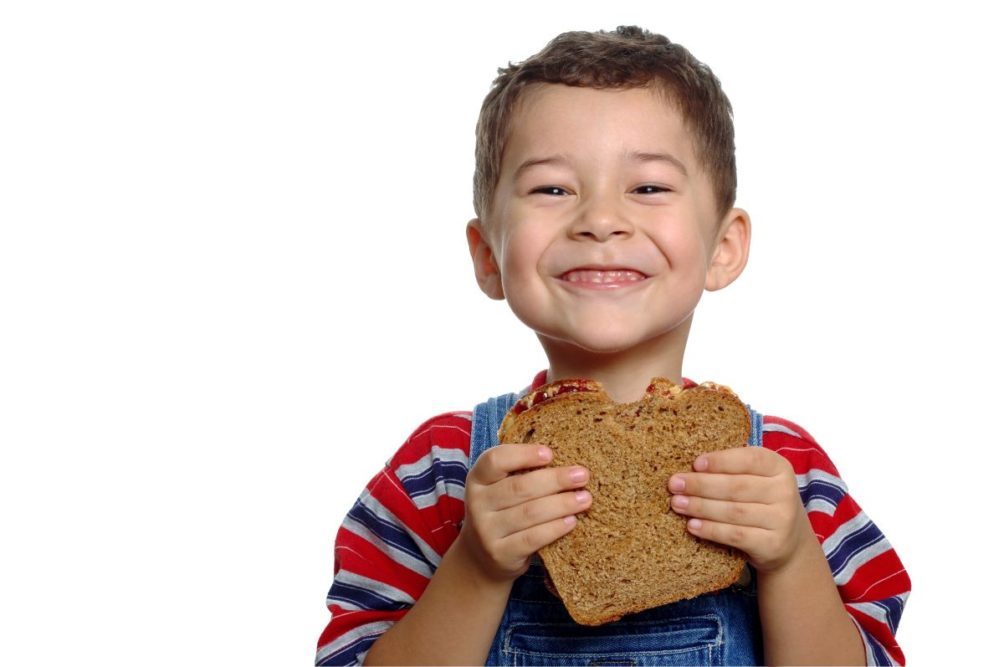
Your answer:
[805,498,838,516]
[847,600,891,625]
[411,479,466,510]
[762,422,802,438]
[315,619,393,665]
[796,468,848,495]
[394,445,469,482]
[796,469,847,516]
[326,570,416,610]
[821,509,873,556]
[833,536,893,587]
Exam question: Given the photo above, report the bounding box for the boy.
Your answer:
[317,26,909,665]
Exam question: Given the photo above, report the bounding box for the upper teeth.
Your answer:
[563,270,644,283]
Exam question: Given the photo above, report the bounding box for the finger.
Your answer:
[693,447,790,477]
[668,472,773,503]
[498,513,581,558]
[496,488,593,536]
[670,494,773,529]
[684,516,770,552]
[489,464,590,511]
[469,443,553,485]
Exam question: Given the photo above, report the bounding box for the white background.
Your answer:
[2,1,1001,664]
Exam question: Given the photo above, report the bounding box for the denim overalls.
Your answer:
[470,390,766,666]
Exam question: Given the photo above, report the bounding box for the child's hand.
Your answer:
[459,444,592,583]
[667,447,817,573]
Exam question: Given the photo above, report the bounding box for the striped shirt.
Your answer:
[316,372,910,665]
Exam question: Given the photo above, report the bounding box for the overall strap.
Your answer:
[470,392,520,465]
[746,405,764,447]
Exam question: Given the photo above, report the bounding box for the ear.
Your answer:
[466,218,505,300]
[705,208,751,291]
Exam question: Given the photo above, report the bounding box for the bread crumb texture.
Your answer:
[499,378,749,625]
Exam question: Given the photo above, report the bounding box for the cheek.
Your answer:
[500,228,548,274]
[658,227,708,270]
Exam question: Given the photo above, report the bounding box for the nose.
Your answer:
[567,193,633,242]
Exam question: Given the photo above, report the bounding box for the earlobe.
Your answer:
[705,208,751,292]
[466,218,505,300]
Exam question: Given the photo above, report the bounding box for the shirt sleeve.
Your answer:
[763,416,911,666]
[315,412,472,666]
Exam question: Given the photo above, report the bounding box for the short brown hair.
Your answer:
[474,26,736,220]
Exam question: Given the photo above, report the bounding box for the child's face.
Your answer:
[470,84,744,358]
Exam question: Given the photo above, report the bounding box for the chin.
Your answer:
[537,331,653,356]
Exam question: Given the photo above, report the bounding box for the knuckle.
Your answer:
[520,499,540,524]
[728,524,747,545]
[727,502,748,523]
[519,528,537,553]
[508,473,529,500]
[732,476,751,498]
[780,482,800,506]
[480,448,501,473]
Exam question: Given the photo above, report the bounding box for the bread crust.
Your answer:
[498,377,750,625]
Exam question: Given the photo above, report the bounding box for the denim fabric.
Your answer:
[470,390,765,666]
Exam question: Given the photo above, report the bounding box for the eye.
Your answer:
[633,184,671,195]
[530,186,570,196]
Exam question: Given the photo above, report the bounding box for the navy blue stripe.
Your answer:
[346,502,432,568]
[827,520,885,577]
[876,595,906,634]
[327,580,409,612]
[798,478,844,509]
[317,632,378,666]
[398,460,468,499]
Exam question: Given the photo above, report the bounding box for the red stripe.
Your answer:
[390,412,473,468]
[840,548,910,603]
[830,492,863,527]
[317,608,407,651]
[762,431,840,478]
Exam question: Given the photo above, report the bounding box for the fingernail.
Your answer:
[694,456,709,472]
[688,518,703,531]
[569,467,587,483]
[672,495,689,509]
[669,476,685,492]
[538,446,551,462]
[575,489,590,504]
[564,515,577,526]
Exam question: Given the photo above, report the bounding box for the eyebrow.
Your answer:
[512,155,571,181]
[512,151,688,180]
[629,151,688,175]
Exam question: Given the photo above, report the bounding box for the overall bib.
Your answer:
[470,391,766,666]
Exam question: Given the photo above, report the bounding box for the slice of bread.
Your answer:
[498,377,750,626]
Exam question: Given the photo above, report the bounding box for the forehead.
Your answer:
[501,84,697,172]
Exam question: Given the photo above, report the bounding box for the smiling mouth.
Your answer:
[560,269,647,287]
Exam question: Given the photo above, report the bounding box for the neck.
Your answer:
[538,320,691,404]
